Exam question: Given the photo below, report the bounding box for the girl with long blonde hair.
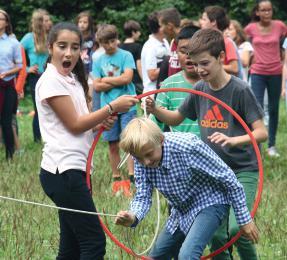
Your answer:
[21,9,52,142]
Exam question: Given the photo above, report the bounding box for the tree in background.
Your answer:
[1,0,286,42]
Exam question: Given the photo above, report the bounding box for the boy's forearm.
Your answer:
[93,81,114,92]
[232,120,268,146]
[233,129,267,146]
[102,75,132,86]
[153,107,183,126]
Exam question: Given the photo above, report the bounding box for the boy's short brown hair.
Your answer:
[96,24,118,43]
[158,7,181,28]
[119,117,164,156]
[188,28,225,58]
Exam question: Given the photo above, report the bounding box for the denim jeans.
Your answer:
[102,110,137,141]
[92,89,101,112]
[40,168,106,259]
[149,204,229,260]
[250,74,281,147]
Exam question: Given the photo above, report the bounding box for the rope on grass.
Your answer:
[0,195,118,217]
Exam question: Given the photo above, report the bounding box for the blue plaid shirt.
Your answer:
[130,132,251,235]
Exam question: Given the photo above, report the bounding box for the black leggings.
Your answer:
[40,168,106,259]
[0,79,17,159]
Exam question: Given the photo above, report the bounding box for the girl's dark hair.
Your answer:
[250,0,272,22]
[75,11,94,41]
[0,9,13,35]
[47,22,91,104]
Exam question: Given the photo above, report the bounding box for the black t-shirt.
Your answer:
[179,76,264,173]
[119,42,142,87]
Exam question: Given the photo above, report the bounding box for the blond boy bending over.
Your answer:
[115,117,258,260]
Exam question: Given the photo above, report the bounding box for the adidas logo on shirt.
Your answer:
[200,105,229,129]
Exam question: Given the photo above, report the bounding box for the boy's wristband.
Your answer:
[107,103,114,115]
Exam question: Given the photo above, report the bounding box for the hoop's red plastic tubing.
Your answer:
[86,88,263,259]
[86,127,104,193]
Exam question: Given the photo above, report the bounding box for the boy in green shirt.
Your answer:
[151,25,200,135]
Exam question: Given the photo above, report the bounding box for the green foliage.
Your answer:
[1,0,286,41]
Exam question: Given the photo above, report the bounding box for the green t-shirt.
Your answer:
[151,71,200,136]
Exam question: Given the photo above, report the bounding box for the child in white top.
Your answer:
[35,22,138,259]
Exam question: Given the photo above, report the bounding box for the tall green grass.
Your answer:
[0,97,286,259]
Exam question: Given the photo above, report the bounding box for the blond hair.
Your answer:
[31,9,49,53]
[119,117,163,155]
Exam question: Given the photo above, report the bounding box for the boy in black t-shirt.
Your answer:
[145,28,267,260]
[119,20,143,94]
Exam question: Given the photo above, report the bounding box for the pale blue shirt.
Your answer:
[0,33,22,81]
[20,32,48,74]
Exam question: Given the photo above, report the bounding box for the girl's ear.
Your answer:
[48,44,53,55]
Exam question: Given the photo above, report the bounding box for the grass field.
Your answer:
[0,96,286,259]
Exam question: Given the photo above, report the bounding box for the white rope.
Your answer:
[127,188,161,256]
[0,195,118,217]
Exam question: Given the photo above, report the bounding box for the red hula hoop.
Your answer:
[86,88,264,259]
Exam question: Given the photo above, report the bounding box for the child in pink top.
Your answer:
[245,0,287,158]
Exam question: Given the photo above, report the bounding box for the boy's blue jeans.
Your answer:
[149,204,229,260]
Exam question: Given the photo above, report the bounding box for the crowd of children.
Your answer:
[0,1,287,258]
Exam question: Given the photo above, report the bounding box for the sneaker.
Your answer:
[112,180,122,194]
[121,180,132,197]
[267,146,280,158]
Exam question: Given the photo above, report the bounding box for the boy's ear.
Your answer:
[211,20,217,29]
